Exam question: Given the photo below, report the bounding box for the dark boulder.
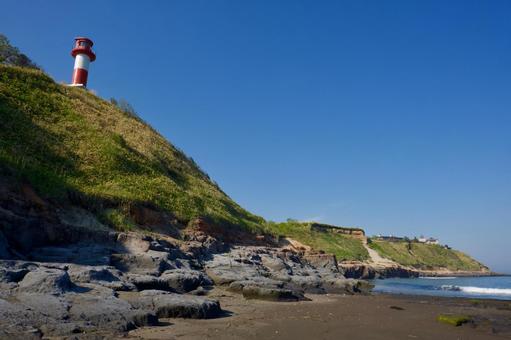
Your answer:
[17,268,72,295]
[158,269,213,293]
[242,286,306,302]
[127,290,222,319]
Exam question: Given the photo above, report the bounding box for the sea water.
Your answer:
[372,276,511,300]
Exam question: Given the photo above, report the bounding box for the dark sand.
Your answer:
[129,289,511,339]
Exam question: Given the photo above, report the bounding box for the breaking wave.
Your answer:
[420,277,456,280]
[441,285,511,296]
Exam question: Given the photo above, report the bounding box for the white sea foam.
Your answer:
[459,286,511,296]
[441,285,511,296]
[440,285,461,291]
[420,277,456,280]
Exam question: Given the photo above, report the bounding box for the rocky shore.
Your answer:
[0,226,372,338]
[340,261,496,280]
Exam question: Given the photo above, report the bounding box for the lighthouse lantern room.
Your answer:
[70,37,96,87]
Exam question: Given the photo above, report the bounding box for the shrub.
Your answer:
[0,34,39,69]
[99,208,136,232]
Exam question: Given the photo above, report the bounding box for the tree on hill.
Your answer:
[0,34,39,69]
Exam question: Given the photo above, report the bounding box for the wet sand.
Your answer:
[129,288,511,340]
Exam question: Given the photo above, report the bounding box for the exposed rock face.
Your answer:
[0,291,159,338]
[0,265,29,287]
[303,254,340,272]
[111,251,174,275]
[310,223,365,239]
[67,294,157,331]
[241,285,305,301]
[17,268,72,294]
[126,269,212,293]
[205,247,372,299]
[127,290,222,319]
[129,205,182,238]
[116,232,152,253]
[0,229,373,338]
[341,261,419,279]
[0,260,222,338]
[68,264,136,291]
[159,269,213,293]
[341,262,378,279]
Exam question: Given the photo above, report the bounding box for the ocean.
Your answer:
[372,276,511,300]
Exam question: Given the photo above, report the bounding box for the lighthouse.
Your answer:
[70,37,96,87]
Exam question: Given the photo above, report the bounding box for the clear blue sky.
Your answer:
[2,1,510,272]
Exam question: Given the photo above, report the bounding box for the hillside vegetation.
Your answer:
[0,64,264,231]
[267,221,369,261]
[0,34,38,69]
[368,239,487,271]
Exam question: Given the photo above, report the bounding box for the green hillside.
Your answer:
[0,64,264,231]
[267,221,369,261]
[368,239,487,272]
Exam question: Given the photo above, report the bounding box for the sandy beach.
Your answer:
[127,289,511,340]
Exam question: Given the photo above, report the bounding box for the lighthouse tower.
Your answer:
[70,37,96,87]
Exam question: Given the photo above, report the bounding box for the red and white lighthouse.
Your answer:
[70,37,96,87]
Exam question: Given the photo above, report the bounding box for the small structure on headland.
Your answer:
[69,37,96,88]
[417,235,439,245]
[374,234,440,245]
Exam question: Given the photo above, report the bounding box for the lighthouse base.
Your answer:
[67,84,86,88]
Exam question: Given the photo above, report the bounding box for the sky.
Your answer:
[2,1,510,273]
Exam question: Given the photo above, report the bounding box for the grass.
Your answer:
[265,221,369,261]
[99,208,137,232]
[0,65,265,232]
[437,314,472,327]
[368,239,487,271]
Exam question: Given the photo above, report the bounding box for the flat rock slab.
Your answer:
[127,269,212,293]
[68,264,136,291]
[17,268,72,295]
[126,290,222,319]
[228,278,284,292]
[241,286,306,302]
[17,293,70,320]
[322,278,373,294]
[111,251,174,275]
[0,296,84,337]
[159,269,213,293]
[68,294,158,332]
[68,264,123,282]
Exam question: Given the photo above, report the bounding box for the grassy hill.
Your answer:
[266,221,369,261]
[0,64,264,232]
[368,239,487,272]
